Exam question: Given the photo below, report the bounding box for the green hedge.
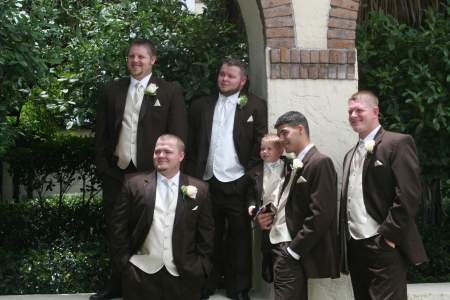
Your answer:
[0,195,108,295]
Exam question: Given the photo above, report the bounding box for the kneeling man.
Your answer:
[111,134,215,300]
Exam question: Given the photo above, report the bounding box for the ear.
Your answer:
[240,76,248,86]
[150,55,156,65]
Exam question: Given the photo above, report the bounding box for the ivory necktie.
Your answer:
[134,82,144,105]
[219,97,230,121]
[163,179,175,207]
[352,141,365,169]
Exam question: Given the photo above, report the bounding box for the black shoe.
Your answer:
[227,290,250,300]
[200,288,214,300]
[261,253,274,283]
[89,289,122,300]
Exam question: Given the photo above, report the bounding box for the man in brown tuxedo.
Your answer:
[256,111,339,300]
[93,38,188,299]
[110,134,214,300]
[185,58,268,300]
[340,91,428,300]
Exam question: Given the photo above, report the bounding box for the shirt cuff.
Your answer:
[287,247,300,260]
[248,205,256,211]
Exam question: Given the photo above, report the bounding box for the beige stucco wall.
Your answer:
[293,0,331,49]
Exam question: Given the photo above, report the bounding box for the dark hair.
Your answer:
[129,38,157,57]
[222,57,249,78]
[274,111,310,138]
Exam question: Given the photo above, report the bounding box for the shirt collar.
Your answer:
[296,143,314,162]
[157,171,180,187]
[265,158,282,172]
[218,91,240,105]
[130,73,152,90]
[361,125,381,143]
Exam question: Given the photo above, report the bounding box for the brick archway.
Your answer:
[259,0,359,79]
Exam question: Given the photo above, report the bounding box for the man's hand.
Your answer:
[256,206,274,230]
[248,207,255,216]
[385,238,396,248]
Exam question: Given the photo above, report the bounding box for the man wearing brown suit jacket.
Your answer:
[110,134,214,300]
[185,58,267,300]
[340,91,427,300]
[256,111,339,300]
[93,38,188,299]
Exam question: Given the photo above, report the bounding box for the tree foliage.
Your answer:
[357,2,450,225]
[0,0,247,154]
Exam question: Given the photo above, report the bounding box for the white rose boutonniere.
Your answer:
[237,95,248,109]
[145,83,158,96]
[291,159,303,171]
[181,185,197,206]
[364,140,375,158]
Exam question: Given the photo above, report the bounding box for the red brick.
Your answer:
[327,29,356,40]
[310,50,319,63]
[347,65,356,79]
[337,65,347,79]
[299,65,309,79]
[348,49,357,64]
[263,6,293,18]
[270,49,280,63]
[329,8,358,20]
[291,49,301,63]
[319,50,329,63]
[280,49,290,63]
[331,0,359,11]
[319,64,328,79]
[265,16,294,28]
[290,65,300,79]
[280,64,290,79]
[329,50,338,64]
[328,18,357,30]
[309,64,319,79]
[300,50,310,63]
[267,39,295,48]
[337,49,347,63]
[266,28,295,38]
[271,64,281,79]
[328,39,355,49]
[261,0,291,9]
[328,65,337,79]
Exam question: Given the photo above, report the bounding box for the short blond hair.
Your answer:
[157,134,185,152]
[261,134,283,150]
[349,91,379,108]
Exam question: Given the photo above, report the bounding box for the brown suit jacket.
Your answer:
[185,92,267,179]
[110,171,215,292]
[282,147,340,279]
[94,76,188,175]
[339,127,428,272]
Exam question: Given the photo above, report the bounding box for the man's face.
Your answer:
[348,100,379,139]
[127,45,156,81]
[153,139,184,177]
[276,124,302,156]
[217,63,247,97]
[260,141,284,163]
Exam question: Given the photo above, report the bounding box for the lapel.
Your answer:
[254,165,263,201]
[205,95,218,144]
[362,127,384,178]
[138,76,158,123]
[173,173,188,229]
[342,141,359,197]
[233,92,246,146]
[143,171,157,225]
[114,79,130,132]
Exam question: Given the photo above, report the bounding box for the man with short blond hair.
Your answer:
[340,91,428,300]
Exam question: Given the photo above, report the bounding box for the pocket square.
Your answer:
[297,176,307,183]
[374,160,383,167]
[247,115,253,122]
[191,206,198,211]
[154,99,161,106]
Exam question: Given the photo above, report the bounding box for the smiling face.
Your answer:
[348,100,380,139]
[260,141,284,163]
[153,139,184,179]
[127,45,156,81]
[217,63,247,97]
[276,124,303,156]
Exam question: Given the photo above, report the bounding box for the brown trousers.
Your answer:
[122,264,199,300]
[348,235,408,300]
